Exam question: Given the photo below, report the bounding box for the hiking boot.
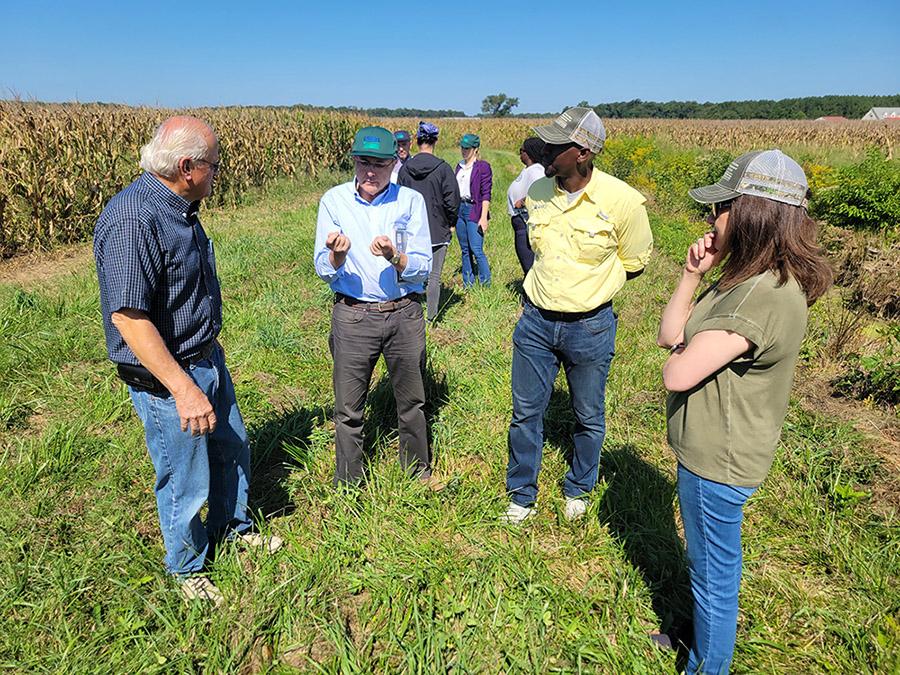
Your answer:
[564,497,588,521]
[234,532,284,554]
[500,501,535,525]
[180,576,223,607]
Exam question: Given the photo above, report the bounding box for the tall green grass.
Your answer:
[0,152,896,672]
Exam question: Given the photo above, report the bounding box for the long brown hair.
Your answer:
[718,194,832,305]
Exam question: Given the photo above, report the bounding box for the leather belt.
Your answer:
[524,296,612,322]
[179,340,217,367]
[335,292,422,312]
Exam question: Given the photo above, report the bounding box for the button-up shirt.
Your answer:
[93,172,222,365]
[314,181,432,301]
[524,170,653,313]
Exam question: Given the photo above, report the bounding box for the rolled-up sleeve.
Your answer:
[400,192,432,283]
[314,195,344,283]
[617,200,653,272]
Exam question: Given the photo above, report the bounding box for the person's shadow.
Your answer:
[599,445,693,667]
[432,287,463,323]
[247,405,329,519]
[543,390,692,665]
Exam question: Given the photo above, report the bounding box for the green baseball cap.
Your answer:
[460,133,481,149]
[351,126,397,159]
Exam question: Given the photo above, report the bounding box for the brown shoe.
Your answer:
[420,473,446,492]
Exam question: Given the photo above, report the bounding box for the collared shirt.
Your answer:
[314,181,432,301]
[523,170,653,313]
[390,157,407,184]
[93,172,222,365]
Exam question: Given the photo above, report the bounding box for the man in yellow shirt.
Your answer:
[502,107,653,524]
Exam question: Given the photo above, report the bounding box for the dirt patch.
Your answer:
[795,365,900,512]
[0,243,91,287]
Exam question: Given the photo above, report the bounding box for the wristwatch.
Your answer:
[390,252,402,265]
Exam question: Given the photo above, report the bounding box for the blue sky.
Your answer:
[2,0,898,114]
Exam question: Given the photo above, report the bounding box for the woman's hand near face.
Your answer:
[686,232,723,277]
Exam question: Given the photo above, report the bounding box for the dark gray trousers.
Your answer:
[426,243,449,322]
[329,298,429,485]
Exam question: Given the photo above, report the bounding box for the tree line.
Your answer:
[580,95,900,120]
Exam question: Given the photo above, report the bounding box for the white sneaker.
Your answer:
[499,502,535,525]
[234,532,284,554]
[564,497,588,521]
[180,576,223,607]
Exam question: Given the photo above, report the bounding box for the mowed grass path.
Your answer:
[1,149,897,673]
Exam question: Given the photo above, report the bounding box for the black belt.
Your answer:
[115,341,218,396]
[335,292,422,312]
[524,296,612,322]
[179,340,217,367]
[461,198,475,204]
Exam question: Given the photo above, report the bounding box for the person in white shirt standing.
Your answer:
[390,130,412,183]
[506,138,546,274]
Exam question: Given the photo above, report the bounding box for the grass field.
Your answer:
[1,146,898,673]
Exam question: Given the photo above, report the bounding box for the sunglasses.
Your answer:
[711,201,733,218]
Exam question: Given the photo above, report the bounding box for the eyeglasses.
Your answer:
[711,201,733,218]
[354,157,394,169]
[195,158,221,174]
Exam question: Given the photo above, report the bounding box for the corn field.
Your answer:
[0,102,367,256]
[379,117,900,155]
[3,102,899,257]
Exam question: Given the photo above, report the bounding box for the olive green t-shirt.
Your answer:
[666,271,808,487]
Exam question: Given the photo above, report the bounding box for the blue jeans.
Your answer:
[128,345,252,577]
[507,302,617,507]
[456,201,491,286]
[677,464,757,674]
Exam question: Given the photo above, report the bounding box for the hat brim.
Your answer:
[350,150,397,160]
[688,183,742,204]
[532,123,573,146]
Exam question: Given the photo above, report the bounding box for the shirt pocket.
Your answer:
[569,217,616,264]
[526,210,552,252]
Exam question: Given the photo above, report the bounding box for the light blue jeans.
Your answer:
[128,345,251,577]
[456,201,491,287]
[677,464,757,674]
[507,302,617,507]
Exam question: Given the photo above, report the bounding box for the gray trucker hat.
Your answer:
[533,107,606,152]
[689,149,809,207]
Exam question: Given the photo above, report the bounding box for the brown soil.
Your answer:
[0,243,91,287]
[795,365,900,512]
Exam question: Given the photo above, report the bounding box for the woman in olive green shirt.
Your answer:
[657,150,832,674]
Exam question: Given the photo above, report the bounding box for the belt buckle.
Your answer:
[375,300,391,312]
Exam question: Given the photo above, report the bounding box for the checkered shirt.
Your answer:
[93,172,223,365]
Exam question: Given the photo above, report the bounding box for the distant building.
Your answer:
[861,107,900,121]
[815,116,848,122]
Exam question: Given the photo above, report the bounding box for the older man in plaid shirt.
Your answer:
[93,116,280,607]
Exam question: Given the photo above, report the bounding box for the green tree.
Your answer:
[481,93,519,117]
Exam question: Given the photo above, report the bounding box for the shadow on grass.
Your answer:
[599,444,692,666]
[432,286,464,323]
[247,405,330,519]
[504,279,526,301]
[362,359,450,474]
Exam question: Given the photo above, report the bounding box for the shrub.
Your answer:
[832,322,900,407]
[810,151,900,232]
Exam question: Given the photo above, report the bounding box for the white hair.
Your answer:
[139,121,212,178]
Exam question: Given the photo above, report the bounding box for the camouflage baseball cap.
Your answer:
[689,149,809,207]
[533,107,606,152]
